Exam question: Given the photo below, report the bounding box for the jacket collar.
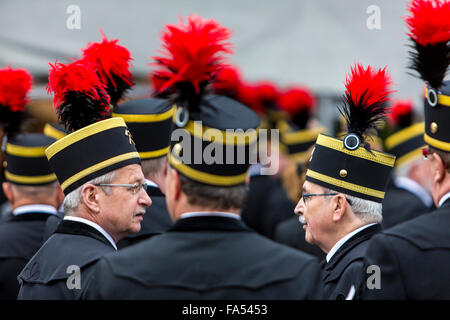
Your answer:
[8,212,54,222]
[55,220,116,249]
[169,215,250,233]
[325,223,382,270]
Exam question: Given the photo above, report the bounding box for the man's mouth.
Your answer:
[298,215,307,226]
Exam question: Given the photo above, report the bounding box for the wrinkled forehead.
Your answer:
[115,164,145,182]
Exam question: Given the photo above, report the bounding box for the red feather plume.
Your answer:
[390,99,414,125]
[405,0,450,46]
[47,60,111,132]
[152,14,233,95]
[212,65,242,97]
[278,86,315,116]
[340,63,393,140]
[235,83,263,113]
[82,30,133,105]
[0,66,32,112]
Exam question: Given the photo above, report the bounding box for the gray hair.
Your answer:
[322,187,383,224]
[63,170,116,214]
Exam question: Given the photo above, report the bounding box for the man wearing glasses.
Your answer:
[294,63,396,300]
[17,59,151,299]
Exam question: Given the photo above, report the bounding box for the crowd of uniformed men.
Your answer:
[0,0,449,300]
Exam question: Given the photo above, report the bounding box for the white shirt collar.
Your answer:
[395,176,433,208]
[13,204,58,216]
[145,178,158,188]
[63,216,117,250]
[179,211,241,220]
[326,223,377,263]
[438,192,450,208]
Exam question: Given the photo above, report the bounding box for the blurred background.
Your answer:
[0,0,425,130]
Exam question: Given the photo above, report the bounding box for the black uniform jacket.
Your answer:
[17,220,115,300]
[241,175,295,239]
[361,198,450,299]
[0,212,54,300]
[274,215,326,260]
[117,185,173,249]
[321,224,382,300]
[83,215,323,300]
[382,179,433,229]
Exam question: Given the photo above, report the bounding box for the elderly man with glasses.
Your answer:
[17,60,151,300]
[294,63,396,300]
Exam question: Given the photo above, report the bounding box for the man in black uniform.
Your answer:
[113,98,174,248]
[17,59,151,299]
[381,101,434,229]
[83,15,322,300]
[295,64,396,299]
[0,133,64,300]
[361,0,450,299]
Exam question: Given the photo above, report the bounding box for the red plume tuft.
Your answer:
[236,83,263,114]
[390,99,414,125]
[405,0,450,46]
[82,30,133,105]
[340,63,393,140]
[0,66,32,112]
[47,60,111,132]
[152,14,233,95]
[212,65,242,97]
[278,86,315,116]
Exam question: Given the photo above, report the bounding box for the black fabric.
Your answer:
[381,178,433,229]
[322,224,382,300]
[42,211,64,242]
[117,186,173,249]
[274,215,326,260]
[0,211,54,300]
[17,220,115,300]
[388,134,424,160]
[82,216,323,299]
[241,175,294,239]
[361,199,450,299]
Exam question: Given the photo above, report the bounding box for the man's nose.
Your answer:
[294,199,304,216]
[139,190,152,207]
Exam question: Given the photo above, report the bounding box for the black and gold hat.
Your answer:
[45,60,140,195]
[112,98,175,160]
[43,123,69,140]
[4,133,57,185]
[305,64,396,203]
[405,0,450,151]
[152,15,260,187]
[385,100,425,167]
[423,82,450,151]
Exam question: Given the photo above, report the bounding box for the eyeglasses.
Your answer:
[302,193,338,203]
[301,192,353,205]
[94,182,148,195]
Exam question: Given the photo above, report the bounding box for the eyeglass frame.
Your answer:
[301,192,353,205]
[94,182,148,195]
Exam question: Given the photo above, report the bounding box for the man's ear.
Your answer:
[331,194,348,222]
[2,182,13,205]
[55,185,65,209]
[170,168,182,201]
[431,152,446,184]
[81,184,101,214]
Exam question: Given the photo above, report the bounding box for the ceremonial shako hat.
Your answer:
[0,66,32,138]
[4,133,57,185]
[405,0,450,151]
[45,60,140,195]
[152,15,260,187]
[305,64,396,203]
[385,100,425,167]
[112,98,175,160]
[43,123,69,140]
[278,86,324,162]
